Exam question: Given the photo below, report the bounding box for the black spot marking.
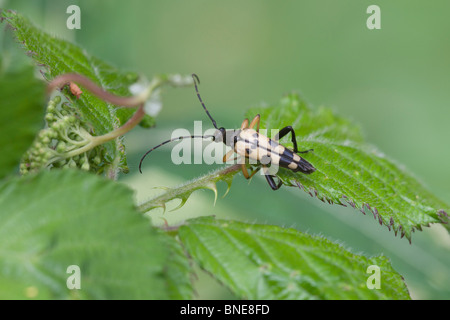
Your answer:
[279,156,292,168]
[281,149,295,161]
[245,148,251,155]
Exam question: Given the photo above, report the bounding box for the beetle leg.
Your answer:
[264,173,283,190]
[241,163,250,179]
[249,114,260,132]
[247,166,261,179]
[274,126,298,152]
[274,126,312,154]
[242,164,261,180]
[223,149,235,163]
[241,118,249,130]
[261,165,282,190]
[274,126,314,154]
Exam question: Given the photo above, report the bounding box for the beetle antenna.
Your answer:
[192,74,218,129]
[139,135,214,173]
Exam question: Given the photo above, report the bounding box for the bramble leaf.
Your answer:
[0,170,192,299]
[178,217,411,299]
[246,93,449,241]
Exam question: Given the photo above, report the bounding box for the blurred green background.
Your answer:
[3,0,450,299]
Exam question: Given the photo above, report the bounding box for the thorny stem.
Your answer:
[137,164,241,214]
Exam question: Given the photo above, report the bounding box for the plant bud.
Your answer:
[56,142,66,153]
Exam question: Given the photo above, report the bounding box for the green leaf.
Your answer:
[161,232,195,299]
[0,9,153,172]
[0,57,45,179]
[178,217,411,300]
[0,170,192,299]
[245,93,449,241]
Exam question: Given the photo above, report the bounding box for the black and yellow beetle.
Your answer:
[139,74,315,190]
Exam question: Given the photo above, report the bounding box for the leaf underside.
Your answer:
[0,9,154,171]
[178,217,411,300]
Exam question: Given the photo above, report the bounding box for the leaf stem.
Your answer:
[48,73,151,108]
[62,104,146,159]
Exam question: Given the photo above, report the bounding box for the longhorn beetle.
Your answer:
[139,74,315,190]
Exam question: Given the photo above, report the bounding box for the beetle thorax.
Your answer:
[212,128,241,148]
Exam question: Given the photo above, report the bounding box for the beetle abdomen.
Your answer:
[278,148,315,174]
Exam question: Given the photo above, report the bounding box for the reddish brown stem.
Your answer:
[48,73,144,107]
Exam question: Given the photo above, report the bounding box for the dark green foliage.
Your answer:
[0,170,192,299]
[179,217,410,299]
[0,58,45,178]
